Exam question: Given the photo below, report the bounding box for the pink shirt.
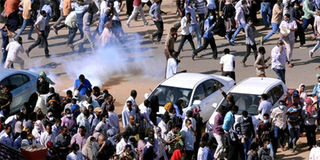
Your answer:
[70,133,88,150]
[61,116,75,131]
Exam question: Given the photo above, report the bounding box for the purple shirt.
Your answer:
[213,113,225,135]
[70,133,88,150]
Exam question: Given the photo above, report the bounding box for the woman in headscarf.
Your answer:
[303,98,318,150]
[35,71,55,114]
[31,120,45,143]
[82,136,99,160]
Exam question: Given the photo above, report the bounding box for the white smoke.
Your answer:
[60,33,165,87]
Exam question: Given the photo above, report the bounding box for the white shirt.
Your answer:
[166,58,178,79]
[271,45,288,70]
[220,54,235,72]
[310,147,320,160]
[116,138,127,155]
[67,151,85,160]
[95,121,108,137]
[180,16,190,35]
[314,15,320,34]
[112,1,121,21]
[157,120,168,138]
[5,41,24,61]
[197,147,204,160]
[65,11,77,28]
[0,132,13,147]
[40,131,54,147]
[258,100,273,120]
[279,19,297,42]
[235,7,246,25]
[207,0,216,10]
[100,0,107,14]
[121,107,136,128]
[35,15,46,31]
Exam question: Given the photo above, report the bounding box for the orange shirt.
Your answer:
[4,0,20,16]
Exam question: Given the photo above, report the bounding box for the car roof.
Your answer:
[230,77,284,95]
[0,69,37,80]
[161,73,215,89]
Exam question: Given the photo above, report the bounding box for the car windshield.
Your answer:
[148,85,193,107]
[220,93,261,115]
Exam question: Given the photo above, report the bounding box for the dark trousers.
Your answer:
[273,126,287,153]
[152,21,164,42]
[305,125,316,148]
[1,30,9,65]
[142,1,152,8]
[222,71,235,81]
[243,44,258,63]
[273,68,285,84]
[28,31,49,56]
[67,27,78,45]
[193,37,217,57]
[76,13,84,39]
[126,0,134,16]
[176,34,195,57]
[295,23,305,46]
[185,150,193,160]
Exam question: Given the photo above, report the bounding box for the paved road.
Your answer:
[1,1,319,159]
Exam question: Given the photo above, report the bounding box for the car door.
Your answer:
[191,83,207,119]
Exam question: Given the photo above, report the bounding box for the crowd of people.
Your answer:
[2,0,320,159]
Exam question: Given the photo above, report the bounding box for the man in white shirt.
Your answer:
[67,143,85,160]
[271,40,293,84]
[4,37,27,69]
[40,124,54,147]
[176,13,196,57]
[279,13,297,62]
[0,125,13,147]
[122,101,136,128]
[310,139,320,160]
[309,10,320,58]
[25,11,50,58]
[229,0,248,45]
[220,48,235,80]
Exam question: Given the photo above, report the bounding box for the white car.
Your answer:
[206,77,287,133]
[140,73,235,122]
[0,69,38,114]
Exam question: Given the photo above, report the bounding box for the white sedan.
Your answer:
[0,69,38,114]
[206,77,287,133]
[139,73,235,122]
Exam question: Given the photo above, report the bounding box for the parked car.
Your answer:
[139,73,235,122]
[0,69,38,114]
[206,77,287,133]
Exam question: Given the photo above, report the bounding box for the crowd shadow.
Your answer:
[28,62,61,70]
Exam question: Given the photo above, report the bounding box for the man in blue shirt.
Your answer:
[192,11,217,60]
[74,74,92,96]
[180,119,196,160]
[149,0,163,42]
[223,105,238,132]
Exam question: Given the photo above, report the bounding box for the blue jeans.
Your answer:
[273,68,286,84]
[243,137,252,160]
[261,2,271,28]
[311,40,320,53]
[302,18,314,32]
[189,23,202,49]
[230,23,246,43]
[67,27,78,45]
[273,126,286,153]
[76,13,84,39]
[288,124,300,149]
[14,19,34,39]
[263,23,279,41]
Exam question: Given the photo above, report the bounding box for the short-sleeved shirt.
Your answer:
[258,100,273,120]
[6,41,24,61]
[95,121,108,136]
[180,127,195,151]
[279,19,297,42]
[220,54,235,72]
[35,15,46,31]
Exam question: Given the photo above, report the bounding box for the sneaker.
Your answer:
[260,36,264,45]
[27,37,34,40]
[192,54,196,61]
[309,51,314,58]
[299,45,305,48]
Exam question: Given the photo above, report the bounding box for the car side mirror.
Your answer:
[193,100,201,105]
[212,103,217,109]
[144,93,149,99]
